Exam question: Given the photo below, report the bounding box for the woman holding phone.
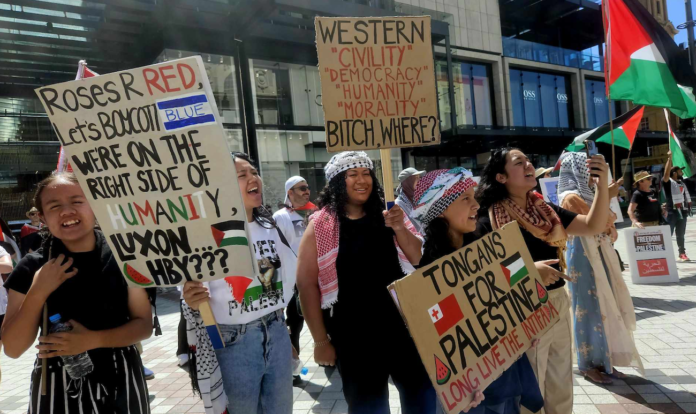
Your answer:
[476,148,611,414]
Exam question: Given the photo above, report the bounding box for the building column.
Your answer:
[235,41,260,163]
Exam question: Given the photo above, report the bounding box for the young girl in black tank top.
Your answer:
[2,172,152,414]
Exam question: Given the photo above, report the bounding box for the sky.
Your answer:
[668,0,692,46]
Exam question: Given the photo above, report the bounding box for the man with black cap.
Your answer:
[395,167,425,233]
[663,151,692,261]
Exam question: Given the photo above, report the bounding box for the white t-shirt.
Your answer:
[0,246,10,315]
[272,208,307,254]
[206,221,297,325]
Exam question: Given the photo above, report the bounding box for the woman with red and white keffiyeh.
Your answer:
[296,151,436,414]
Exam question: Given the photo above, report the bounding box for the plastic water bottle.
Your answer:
[49,314,94,379]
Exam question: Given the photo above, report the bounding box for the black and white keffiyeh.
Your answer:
[558,152,595,206]
[182,303,228,414]
[324,151,374,182]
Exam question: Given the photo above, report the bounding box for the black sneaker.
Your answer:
[293,375,303,387]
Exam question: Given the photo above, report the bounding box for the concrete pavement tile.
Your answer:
[672,376,696,385]
[648,403,685,413]
[648,377,678,385]
[574,404,602,414]
[596,405,629,414]
[152,405,174,413]
[614,395,647,404]
[676,403,696,413]
[608,386,638,395]
[623,404,657,413]
[576,396,594,404]
[633,385,662,394]
[591,395,621,404]
[331,400,349,414]
[669,393,696,403]
[585,386,613,395]
[657,385,687,393]
[642,395,673,404]
[168,405,193,413]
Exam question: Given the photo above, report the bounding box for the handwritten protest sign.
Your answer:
[624,225,679,284]
[389,222,559,412]
[35,56,256,287]
[315,16,440,152]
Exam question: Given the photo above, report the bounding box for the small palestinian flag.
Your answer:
[566,105,644,152]
[211,220,248,247]
[604,0,696,119]
[501,252,528,288]
[665,109,696,179]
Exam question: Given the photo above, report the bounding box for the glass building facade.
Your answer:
[435,59,494,130]
[585,78,609,128]
[510,68,572,128]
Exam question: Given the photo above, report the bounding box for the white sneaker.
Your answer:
[177,354,189,367]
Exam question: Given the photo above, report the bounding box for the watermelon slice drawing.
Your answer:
[536,280,548,304]
[224,276,254,303]
[123,263,154,286]
[434,355,452,385]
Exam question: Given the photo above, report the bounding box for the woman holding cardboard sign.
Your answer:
[182,152,297,414]
[476,148,611,414]
[557,152,643,385]
[414,167,546,414]
[2,172,153,414]
[296,151,436,414]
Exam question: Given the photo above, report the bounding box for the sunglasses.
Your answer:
[294,185,310,192]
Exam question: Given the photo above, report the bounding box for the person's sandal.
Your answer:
[581,368,613,385]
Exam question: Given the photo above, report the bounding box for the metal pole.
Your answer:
[687,0,696,72]
[445,34,457,130]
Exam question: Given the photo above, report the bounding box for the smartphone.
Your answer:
[585,141,600,177]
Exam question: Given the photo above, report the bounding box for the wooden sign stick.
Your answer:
[380,149,395,208]
[200,297,224,349]
[41,304,48,395]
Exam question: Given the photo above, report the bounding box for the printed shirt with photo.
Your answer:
[272,208,307,254]
[206,221,297,325]
[0,246,10,315]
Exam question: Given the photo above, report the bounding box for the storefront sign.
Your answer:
[624,226,679,284]
[315,16,440,152]
[35,56,256,287]
[388,223,559,412]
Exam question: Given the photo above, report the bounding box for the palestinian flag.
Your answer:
[566,105,644,151]
[604,0,696,119]
[665,109,696,179]
[211,220,248,247]
[500,252,528,288]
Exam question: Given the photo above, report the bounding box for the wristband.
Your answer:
[313,334,332,348]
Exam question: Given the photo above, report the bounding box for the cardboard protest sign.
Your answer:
[35,56,256,287]
[315,16,440,152]
[624,225,679,284]
[389,222,559,412]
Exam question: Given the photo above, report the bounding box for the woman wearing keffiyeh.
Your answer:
[558,152,643,385]
[476,148,611,414]
[415,167,544,414]
[296,151,436,414]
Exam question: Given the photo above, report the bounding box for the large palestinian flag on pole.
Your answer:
[604,0,696,119]
[665,109,696,179]
[566,105,644,151]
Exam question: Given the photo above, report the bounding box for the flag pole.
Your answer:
[602,0,616,179]
[607,96,617,179]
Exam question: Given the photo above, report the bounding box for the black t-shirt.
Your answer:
[479,204,577,291]
[4,230,130,334]
[327,215,407,343]
[630,190,661,222]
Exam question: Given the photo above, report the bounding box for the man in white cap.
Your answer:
[395,167,425,233]
[273,176,316,384]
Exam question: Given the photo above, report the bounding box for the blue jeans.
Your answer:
[215,310,292,414]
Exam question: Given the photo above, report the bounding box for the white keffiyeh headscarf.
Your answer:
[412,167,477,228]
[324,151,374,182]
[558,152,595,206]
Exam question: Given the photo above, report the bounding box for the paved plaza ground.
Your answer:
[3,220,696,414]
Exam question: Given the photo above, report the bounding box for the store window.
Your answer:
[435,60,453,131]
[510,69,571,128]
[249,59,324,127]
[436,60,494,129]
[453,63,493,127]
[156,50,241,124]
[585,79,609,128]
